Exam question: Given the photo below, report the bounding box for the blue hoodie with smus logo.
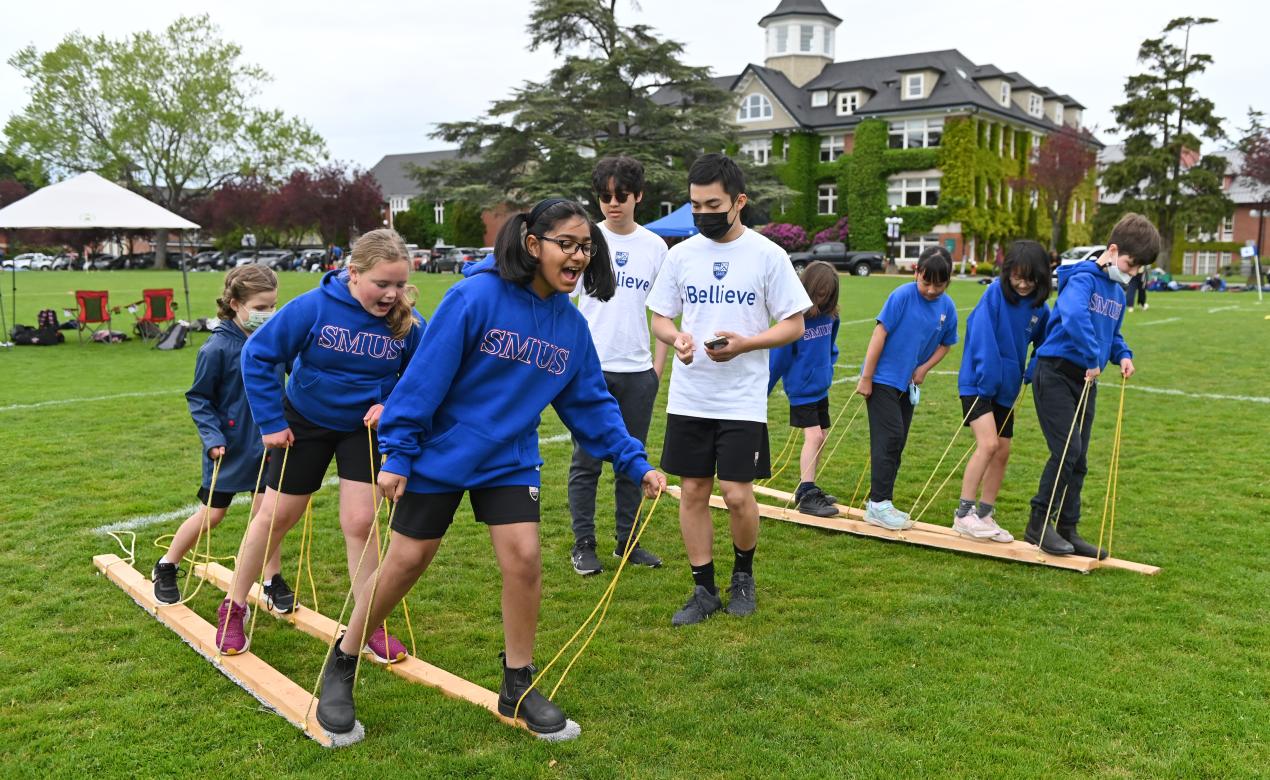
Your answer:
[957,280,1050,407]
[1035,260,1131,370]
[378,256,653,493]
[768,313,840,405]
[241,270,425,434]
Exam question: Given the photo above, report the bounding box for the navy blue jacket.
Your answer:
[957,280,1050,407]
[768,313,840,405]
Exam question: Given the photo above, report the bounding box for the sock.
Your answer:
[955,498,976,518]
[977,501,995,518]
[733,544,755,576]
[159,556,176,566]
[691,561,717,594]
[795,481,815,499]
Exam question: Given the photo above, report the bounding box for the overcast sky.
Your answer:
[1,0,1263,175]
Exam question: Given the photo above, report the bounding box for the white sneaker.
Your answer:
[865,500,914,530]
[952,510,997,540]
[978,513,1014,543]
[1142,303,1149,311]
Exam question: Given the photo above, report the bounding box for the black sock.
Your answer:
[796,481,815,499]
[977,501,995,518]
[733,544,755,576]
[691,560,716,594]
[956,497,976,518]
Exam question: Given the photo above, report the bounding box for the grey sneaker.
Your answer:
[671,585,722,626]
[864,500,914,530]
[570,536,603,576]
[614,541,662,568]
[796,489,839,518]
[725,572,757,617]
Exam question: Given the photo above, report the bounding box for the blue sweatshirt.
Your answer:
[1035,260,1132,370]
[870,282,958,392]
[958,280,1050,407]
[768,313,840,405]
[187,321,280,493]
[241,270,424,434]
[378,256,653,493]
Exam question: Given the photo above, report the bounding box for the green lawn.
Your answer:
[0,269,1266,778]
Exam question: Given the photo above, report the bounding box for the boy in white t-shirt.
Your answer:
[647,153,811,626]
[568,156,669,575]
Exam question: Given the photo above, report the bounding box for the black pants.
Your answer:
[568,368,658,546]
[1029,358,1098,529]
[1126,274,1147,307]
[866,384,913,503]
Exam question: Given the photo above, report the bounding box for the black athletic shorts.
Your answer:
[789,397,831,429]
[391,486,543,540]
[197,468,268,509]
[960,395,1016,439]
[660,413,771,483]
[265,397,379,495]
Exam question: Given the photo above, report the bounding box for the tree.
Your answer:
[1238,110,1270,279]
[1017,126,1097,252]
[1100,17,1232,266]
[4,15,325,266]
[450,202,487,247]
[422,0,736,221]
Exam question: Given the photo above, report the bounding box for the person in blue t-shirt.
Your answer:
[1025,213,1159,558]
[855,247,958,530]
[768,260,842,518]
[953,240,1051,543]
[313,199,667,740]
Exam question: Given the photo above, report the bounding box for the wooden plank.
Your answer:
[93,554,341,746]
[195,562,528,732]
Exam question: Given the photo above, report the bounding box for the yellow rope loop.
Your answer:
[758,426,797,487]
[172,456,222,605]
[106,531,137,569]
[303,500,320,612]
[812,392,865,484]
[218,448,272,658]
[1096,378,1127,558]
[1039,379,1093,537]
[848,451,871,510]
[1103,376,1127,560]
[907,395,980,518]
[289,498,315,621]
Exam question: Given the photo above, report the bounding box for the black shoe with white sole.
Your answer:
[614,540,662,568]
[152,562,181,604]
[570,536,603,576]
[263,572,296,613]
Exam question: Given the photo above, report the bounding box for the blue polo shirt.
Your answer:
[870,282,958,392]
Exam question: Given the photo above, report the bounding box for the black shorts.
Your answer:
[391,486,542,540]
[660,414,771,483]
[265,398,379,495]
[960,395,1016,439]
[789,397,831,429]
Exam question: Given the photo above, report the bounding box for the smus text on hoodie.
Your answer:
[768,313,840,405]
[378,256,653,493]
[1035,260,1131,371]
[241,270,425,434]
[957,279,1050,407]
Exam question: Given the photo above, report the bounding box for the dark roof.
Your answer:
[650,75,739,107]
[758,0,842,26]
[369,149,466,198]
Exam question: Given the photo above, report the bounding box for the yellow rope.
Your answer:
[906,395,979,518]
[290,498,318,618]
[242,447,290,653]
[758,426,797,487]
[1039,379,1093,540]
[812,392,864,486]
[848,451,870,510]
[1096,377,1128,561]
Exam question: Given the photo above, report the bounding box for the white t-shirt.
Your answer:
[575,223,667,372]
[646,228,811,423]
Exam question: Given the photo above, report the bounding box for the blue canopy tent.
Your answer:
[644,203,697,238]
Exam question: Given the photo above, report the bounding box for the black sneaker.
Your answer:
[570,537,603,576]
[316,636,359,735]
[151,561,181,604]
[497,653,567,735]
[817,487,840,505]
[263,573,296,613]
[796,488,839,518]
[725,572,757,617]
[614,540,662,568]
[671,585,723,627]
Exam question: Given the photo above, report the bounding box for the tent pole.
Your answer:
[10,228,15,335]
[179,230,192,321]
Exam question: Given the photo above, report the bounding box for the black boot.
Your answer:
[1024,514,1075,556]
[1059,527,1108,560]
[496,652,566,735]
[316,636,359,734]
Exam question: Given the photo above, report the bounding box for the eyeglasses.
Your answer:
[597,190,632,205]
[537,235,597,258]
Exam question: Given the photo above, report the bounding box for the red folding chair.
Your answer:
[74,290,113,343]
[135,288,175,342]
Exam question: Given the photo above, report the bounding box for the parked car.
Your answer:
[31,254,56,271]
[193,250,226,271]
[51,253,78,271]
[409,249,431,272]
[88,253,124,270]
[787,241,885,276]
[231,250,258,267]
[1058,245,1105,268]
[441,247,483,273]
[253,250,295,271]
[298,249,326,271]
[3,252,50,271]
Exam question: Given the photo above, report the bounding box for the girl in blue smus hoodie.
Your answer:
[767,260,841,518]
[151,266,289,606]
[217,229,425,661]
[314,199,667,740]
[953,240,1051,543]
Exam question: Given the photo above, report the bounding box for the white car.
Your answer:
[2,252,49,270]
[1058,245,1105,267]
[30,254,55,271]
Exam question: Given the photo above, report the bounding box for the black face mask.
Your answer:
[693,210,734,241]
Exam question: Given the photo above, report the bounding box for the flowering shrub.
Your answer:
[759,222,809,252]
[811,216,850,246]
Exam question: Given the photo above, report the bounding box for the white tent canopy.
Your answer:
[0,171,198,230]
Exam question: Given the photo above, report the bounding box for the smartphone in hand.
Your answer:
[704,336,729,350]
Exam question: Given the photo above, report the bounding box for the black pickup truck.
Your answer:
[788,241,885,276]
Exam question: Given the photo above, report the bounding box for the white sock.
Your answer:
[159,556,177,566]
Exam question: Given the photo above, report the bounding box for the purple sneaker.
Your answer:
[363,625,408,664]
[215,598,250,655]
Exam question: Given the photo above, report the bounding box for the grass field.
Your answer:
[0,268,1267,778]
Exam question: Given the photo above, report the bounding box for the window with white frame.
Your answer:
[820,134,844,162]
[837,91,859,115]
[737,93,773,122]
[1028,93,1043,117]
[434,201,445,223]
[999,82,1011,106]
[1053,105,1063,124]
[1187,250,1222,275]
[811,90,829,107]
[741,138,770,166]
[818,184,837,215]
[898,234,941,263]
[390,196,408,214]
[887,118,944,149]
[1221,215,1235,239]
[887,175,941,207]
[800,25,814,52]
[775,25,789,53]
[904,73,924,100]
[1032,134,1041,149]
[660,201,673,218]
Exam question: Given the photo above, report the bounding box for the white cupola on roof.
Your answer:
[759,0,842,87]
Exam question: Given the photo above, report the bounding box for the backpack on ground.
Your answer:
[155,321,189,351]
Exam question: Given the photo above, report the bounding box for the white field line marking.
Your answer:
[91,476,340,535]
[1126,385,1270,404]
[541,433,570,444]
[0,389,184,413]
[1208,305,1238,313]
[1133,317,1182,327]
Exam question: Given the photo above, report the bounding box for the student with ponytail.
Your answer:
[216,229,425,661]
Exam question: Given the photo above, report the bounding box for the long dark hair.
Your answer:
[1000,240,1052,306]
[801,260,839,318]
[493,199,615,301]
